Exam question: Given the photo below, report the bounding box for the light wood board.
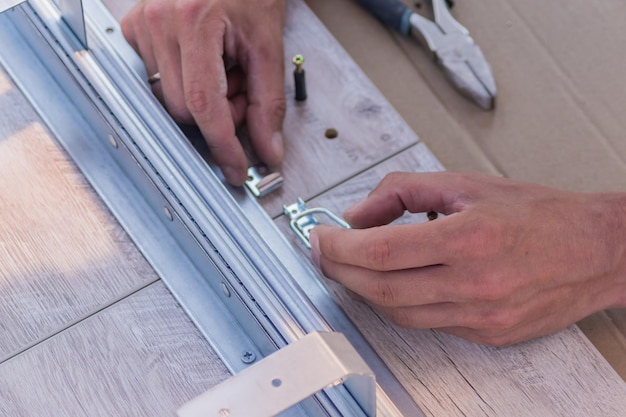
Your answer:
[0,0,625,415]
[0,282,230,417]
[275,145,626,416]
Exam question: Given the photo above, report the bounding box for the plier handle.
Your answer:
[357,0,497,110]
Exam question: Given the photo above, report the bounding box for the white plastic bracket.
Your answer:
[177,331,376,417]
[0,0,25,13]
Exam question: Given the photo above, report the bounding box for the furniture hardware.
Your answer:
[283,198,351,249]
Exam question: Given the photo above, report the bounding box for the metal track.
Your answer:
[0,1,426,415]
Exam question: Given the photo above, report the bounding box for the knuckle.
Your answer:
[143,1,168,27]
[476,330,517,347]
[270,96,287,122]
[386,309,415,328]
[379,172,405,189]
[185,83,213,115]
[174,0,206,23]
[477,306,519,333]
[365,279,398,307]
[474,276,509,302]
[455,215,509,260]
[364,238,393,270]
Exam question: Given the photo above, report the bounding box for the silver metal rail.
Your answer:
[0,1,426,415]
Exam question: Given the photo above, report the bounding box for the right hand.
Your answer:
[121,0,287,185]
[310,172,626,346]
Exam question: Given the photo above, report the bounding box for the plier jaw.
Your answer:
[408,0,496,110]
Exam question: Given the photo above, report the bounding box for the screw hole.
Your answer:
[105,27,114,34]
[271,378,282,387]
[324,128,338,139]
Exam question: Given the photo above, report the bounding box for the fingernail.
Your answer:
[309,230,320,269]
[271,131,284,163]
[222,166,245,186]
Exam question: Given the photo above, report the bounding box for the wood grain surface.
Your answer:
[305,0,626,383]
[0,69,157,360]
[0,0,625,416]
[0,49,230,417]
[0,282,230,417]
[274,145,626,416]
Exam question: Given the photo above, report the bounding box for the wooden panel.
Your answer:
[101,0,420,217]
[0,282,230,417]
[1,1,622,415]
[302,0,501,176]
[0,70,158,360]
[274,145,626,416]
[257,0,420,217]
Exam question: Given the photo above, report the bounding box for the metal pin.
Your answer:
[245,165,284,198]
[292,54,307,101]
[283,198,350,249]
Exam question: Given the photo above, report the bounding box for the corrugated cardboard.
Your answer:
[305,0,626,379]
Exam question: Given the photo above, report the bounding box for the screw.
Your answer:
[108,134,118,148]
[292,54,304,73]
[220,282,231,298]
[427,211,438,221]
[241,351,256,364]
[163,206,173,222]
[292,54,307,101]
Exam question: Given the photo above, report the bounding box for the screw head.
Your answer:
[220,282,231,298]
[163,206,173,222]
[241,351,256,364]
[108,134,118,148]
[292,54,304,66]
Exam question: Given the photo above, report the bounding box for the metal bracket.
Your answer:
[59,0,87,50]
[0,0,87,50]
[245,164,284,198]
[177,331,376,417]
[283,198,350,249]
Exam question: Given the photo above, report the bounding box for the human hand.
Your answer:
[121,0,287,185]
[309,172,626,346]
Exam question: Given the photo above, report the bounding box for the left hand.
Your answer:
[121,0,287,185]
[309,172,626,346]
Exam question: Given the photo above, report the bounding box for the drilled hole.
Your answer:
[271,378,282,387]
[105,27,115,34]
[324,128,338,139]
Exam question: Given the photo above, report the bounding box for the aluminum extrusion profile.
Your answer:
[0,1,427,415]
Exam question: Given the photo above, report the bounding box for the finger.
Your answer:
[122,6,158,79]
[120,7,140,52]
[310,223,449,272]
[318,255,456,307]
[227,67,246,98]
[229,94,247,127]
[142,3,191,122]
[344,172,472,229]
[243,32,286,168]
[371,302,467,330]
[178,16,248,185]
[438,311,562,347]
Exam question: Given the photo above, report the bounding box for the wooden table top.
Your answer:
[0,0,625,416]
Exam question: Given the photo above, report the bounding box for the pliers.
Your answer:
[357,0,497,110]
